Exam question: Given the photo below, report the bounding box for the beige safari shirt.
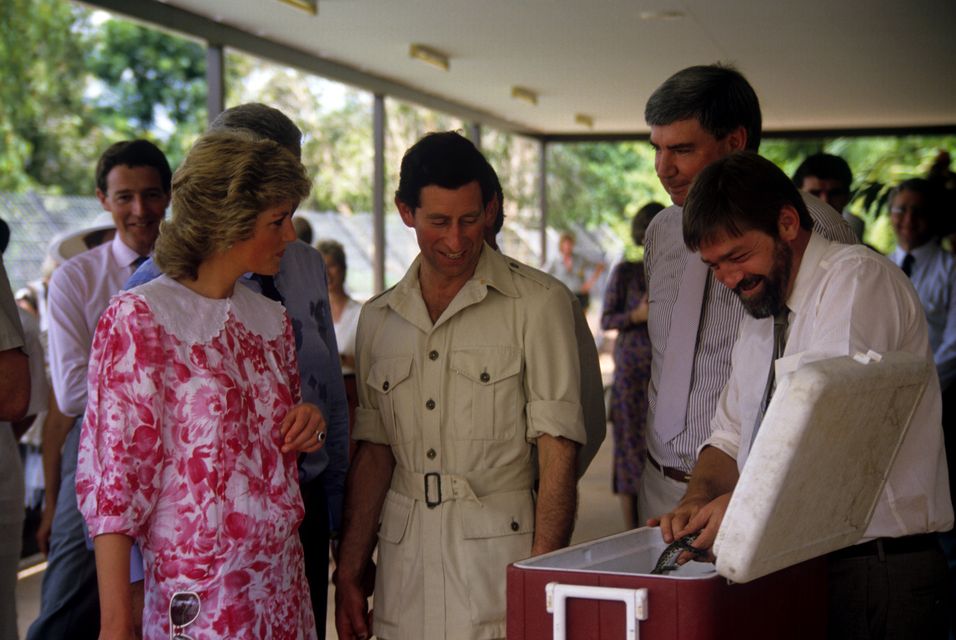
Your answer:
[354,246,586,640]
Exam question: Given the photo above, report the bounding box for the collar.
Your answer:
[373,244,519,331]
[137,274,285,344]
[892,241,939,265]
[111,233,145,268]
[786,231,828,316]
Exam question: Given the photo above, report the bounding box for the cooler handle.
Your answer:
[545,582,649,640]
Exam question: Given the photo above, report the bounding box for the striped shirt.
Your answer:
[644,192,857,472]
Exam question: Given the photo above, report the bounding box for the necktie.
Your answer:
[750,307,790,449]
[131,255,148,269]
[254,274,285,305]
[655,255,708,442]
[901,253,914,277]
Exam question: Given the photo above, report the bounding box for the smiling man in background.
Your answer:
[29,140,172,640]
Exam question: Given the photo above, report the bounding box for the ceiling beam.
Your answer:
[540,124,956,145]
[77,0,538,137]
[76,0,956,143]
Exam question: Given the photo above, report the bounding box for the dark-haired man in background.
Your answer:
[30,140,172,640]
[792,152,865,241]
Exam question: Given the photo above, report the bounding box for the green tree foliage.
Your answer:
[224,54,375,213]
[0,0,208,193]
[546,141,668,248]
[483,129,541,220]
[763,135,956,250]
[0,0,95,192]
[86,18,207,171]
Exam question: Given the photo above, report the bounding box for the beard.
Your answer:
[734,239,792,319]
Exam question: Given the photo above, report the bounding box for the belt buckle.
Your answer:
[424,472,442,508]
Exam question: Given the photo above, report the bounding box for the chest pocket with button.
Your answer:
[450,347,522,440]
[366,356,416,444]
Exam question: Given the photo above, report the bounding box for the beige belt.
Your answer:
[391,460,534,508]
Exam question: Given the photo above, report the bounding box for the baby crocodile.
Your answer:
[650,532,708,575]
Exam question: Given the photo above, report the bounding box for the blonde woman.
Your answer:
[77,131,322,639]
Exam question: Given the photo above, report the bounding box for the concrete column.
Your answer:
[206,43,225,124]
[373,93,387,293]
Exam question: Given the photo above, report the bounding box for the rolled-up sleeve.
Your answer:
[351,306,390,445]
[48,265,94,417]
[523,285,586,445]
[701,381,742,463]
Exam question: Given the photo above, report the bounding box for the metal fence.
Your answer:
[2,192,621,302]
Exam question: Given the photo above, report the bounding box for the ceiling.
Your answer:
[84,0,956,138]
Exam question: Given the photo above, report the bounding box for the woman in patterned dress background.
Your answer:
[77,131,325,640]
[600,202,664,529]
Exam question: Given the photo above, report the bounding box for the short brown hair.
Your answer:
[154,131,311,280]
[683,151,810,251]
[95,139,172,195]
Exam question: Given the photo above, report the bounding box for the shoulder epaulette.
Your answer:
[505,258,555,290]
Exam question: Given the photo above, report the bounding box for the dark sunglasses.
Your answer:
[169,590,201,640]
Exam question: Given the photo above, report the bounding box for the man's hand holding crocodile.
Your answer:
[648,446,740,564]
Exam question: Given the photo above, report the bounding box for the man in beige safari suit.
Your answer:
[334,132,586,640]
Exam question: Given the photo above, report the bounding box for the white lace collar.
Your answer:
[132,274,285,344]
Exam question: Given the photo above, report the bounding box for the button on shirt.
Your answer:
[705,233,953,539]
[354,246,586,639]
[890,242,956,391]
[643,193,857,472]
[49,234,145,417]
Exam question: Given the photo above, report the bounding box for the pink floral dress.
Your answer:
[76,275,317,640]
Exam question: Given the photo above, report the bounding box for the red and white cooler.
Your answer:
[508,351,932,640]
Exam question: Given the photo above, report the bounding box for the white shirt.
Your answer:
[890,242,956,391]
[644,193,857,471]
[333,297,362,375]
[706,233,953,539]
[48,234,143,417]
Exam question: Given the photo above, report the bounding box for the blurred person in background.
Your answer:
[545,230,606,312]
[600,202,664,529]
[317,239,361,375]
[294,216,314,245]
[887,178,956,628]
[792,152,864,241]
[317,239,361,456]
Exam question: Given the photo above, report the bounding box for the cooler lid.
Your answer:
[713,351,931,583]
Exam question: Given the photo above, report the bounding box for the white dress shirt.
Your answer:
[333,297,362,375]
[890,242,956,391]
[48,234,143,417]
[644,193,857,472]
[706,233,953,539]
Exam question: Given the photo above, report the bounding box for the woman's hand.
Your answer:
[280,402,327,453]
[628,295,650,324]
